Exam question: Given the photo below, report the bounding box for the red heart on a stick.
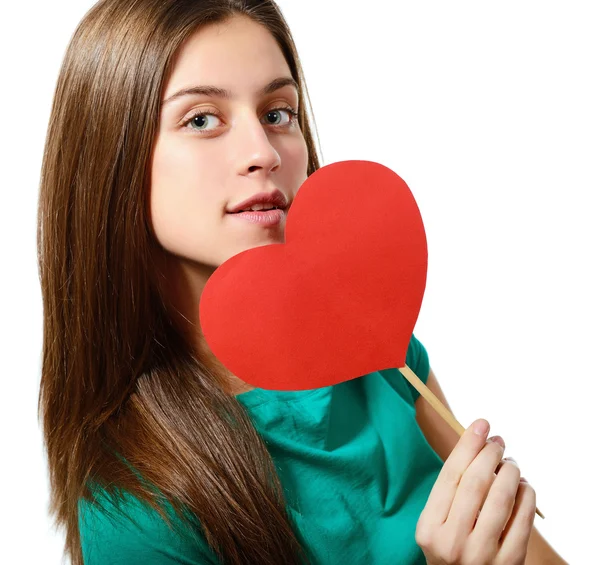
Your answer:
[199,160,428,391]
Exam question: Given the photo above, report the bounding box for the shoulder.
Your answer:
[376,334,431,406]
[406,333,430,384]
[78,488,217,565]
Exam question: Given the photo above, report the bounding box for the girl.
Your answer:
[38,1,564,563]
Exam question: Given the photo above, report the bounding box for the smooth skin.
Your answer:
[415,369,569,565]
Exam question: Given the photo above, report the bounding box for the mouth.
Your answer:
[226,207,286,226]
[226,189,289,214]
[228,205,283,214]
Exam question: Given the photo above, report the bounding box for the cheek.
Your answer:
[287,132,309,162]
[279,134,309,179]
[285,136,309,193]
[147,138,220,255]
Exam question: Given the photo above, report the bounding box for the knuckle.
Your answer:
[520,480,535,496]
[526,505,537,523]
[515,484,537,524]
[524,485,537,512]
[497,554,523,565]
[464,551,493,565]
[415,520,434,548]
[441,465,463,487]
[444,540,464,565]
[521,504,536,526]
[414,528,430,548]
[489,490,515,513]
[486,440,505,459]
[462,471,489,496]
[431,525,465,564]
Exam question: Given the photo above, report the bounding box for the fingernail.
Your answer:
[489,435,505,448]
[474,420,489,436]
[520,476,528,483]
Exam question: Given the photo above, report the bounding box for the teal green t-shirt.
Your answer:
[79,334,444,564]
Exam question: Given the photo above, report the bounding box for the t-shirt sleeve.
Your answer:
[79,490,218,565]
[404,333,431,405]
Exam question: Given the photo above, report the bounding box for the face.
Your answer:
[149,15,309,277]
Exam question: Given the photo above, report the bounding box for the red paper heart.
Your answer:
[199,160,427,391]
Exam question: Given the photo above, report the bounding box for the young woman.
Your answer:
[38,1,565,564]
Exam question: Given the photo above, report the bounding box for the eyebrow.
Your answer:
[161,76,299,108]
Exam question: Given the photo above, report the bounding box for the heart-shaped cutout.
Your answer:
[199,160,428,391]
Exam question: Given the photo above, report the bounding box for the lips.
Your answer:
[226,189,289,214]
[227,207,286,227]
[230,206,279,214]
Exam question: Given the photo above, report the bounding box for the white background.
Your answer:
[1,1,597,563]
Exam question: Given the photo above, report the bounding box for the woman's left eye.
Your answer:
[182,107,299,133]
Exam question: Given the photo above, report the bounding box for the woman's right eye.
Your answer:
[183,111,221,133]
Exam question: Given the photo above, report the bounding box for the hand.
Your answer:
[415,419,536,565]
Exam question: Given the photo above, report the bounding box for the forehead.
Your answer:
[163,15,291,99]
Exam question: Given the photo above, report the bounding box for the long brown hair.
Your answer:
[36,1,322,563]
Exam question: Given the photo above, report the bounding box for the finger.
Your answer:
[444,437,506,534]
[496,481,537,562]
[420,419,490,526]
[472,458,521,545]
[476,458,518,518]
[495,456,518,475]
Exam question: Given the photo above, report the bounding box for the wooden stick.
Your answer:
[398,364,545,520]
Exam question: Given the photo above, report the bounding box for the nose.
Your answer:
[235,112,281,175]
